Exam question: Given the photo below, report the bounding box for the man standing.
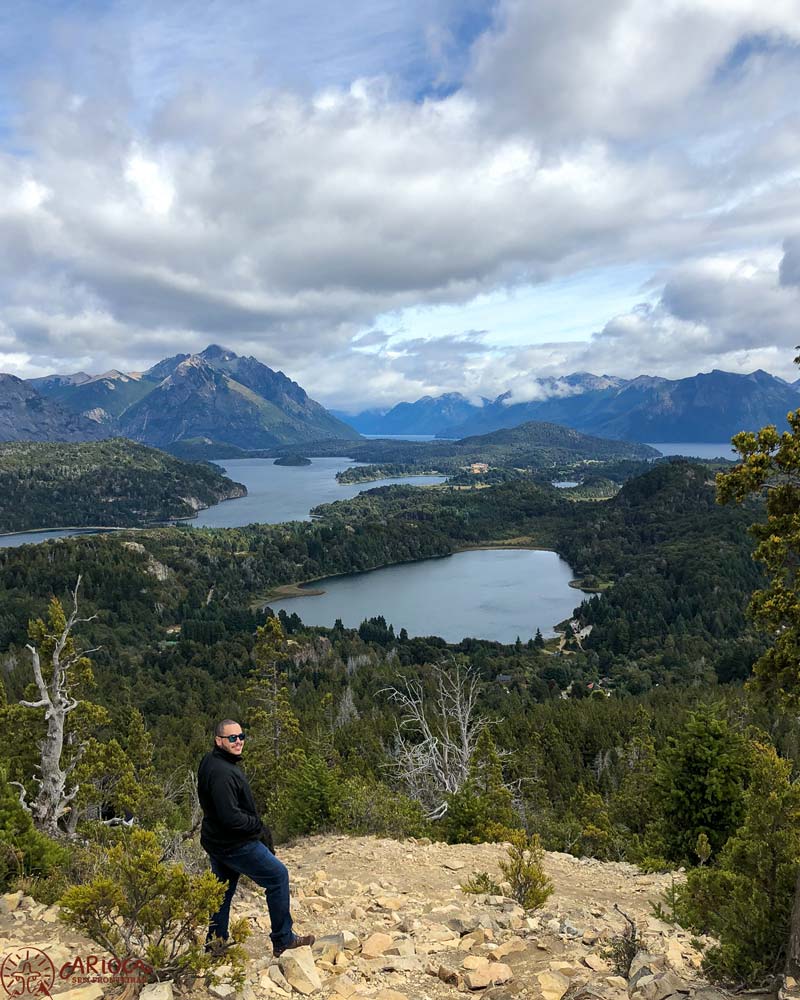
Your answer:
[198,719,315,957]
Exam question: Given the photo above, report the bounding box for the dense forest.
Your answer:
[0,439,246,532]
[0,455,793,984]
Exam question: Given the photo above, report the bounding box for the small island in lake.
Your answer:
[274,454,312,466]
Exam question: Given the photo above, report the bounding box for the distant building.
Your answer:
[470,462,489,474]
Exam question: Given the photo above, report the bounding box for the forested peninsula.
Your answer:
[0,439,246,532]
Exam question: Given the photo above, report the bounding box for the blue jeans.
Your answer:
[206,840,294,949]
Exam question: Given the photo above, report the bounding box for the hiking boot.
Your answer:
[273,933,316,958]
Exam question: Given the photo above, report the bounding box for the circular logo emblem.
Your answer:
[0,948,55,999]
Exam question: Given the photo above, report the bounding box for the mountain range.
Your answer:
[6,345,358,448]
[337,369,800,442]
[4,354,799,449]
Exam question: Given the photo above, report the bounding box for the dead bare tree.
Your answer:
[384,662,490,819]
[14,576,99,838]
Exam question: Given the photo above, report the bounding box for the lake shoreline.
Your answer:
[266,547,586,643]
[0,524,131,539]
[258,542,594,615]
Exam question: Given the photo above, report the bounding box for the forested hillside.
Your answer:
[0,457,790,984]
[0,462,761,703]
[0,439,246,531]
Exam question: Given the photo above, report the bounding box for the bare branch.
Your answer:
[24,644,51,709]
[18,575,99,838]
[383,662,492,818]
[8,781,31,812]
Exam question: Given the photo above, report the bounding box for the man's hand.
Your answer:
[260,823,275,854]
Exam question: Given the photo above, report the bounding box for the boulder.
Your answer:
[374,896,405,911]
[535,970,571,1000]
[1,891,23,913]
[664,938,684,969]
[492,936,526,959]
[267,965,292,991]
[361,956,423,974]
[629,952,666,989]
[463,955,490,970]
[361,932,394,958]
[330,976,357,998]
[635,971,692,1000]
[258,970,289,996]
[447,912,483,935]
[312,934,344,963]
[208,986,236,1000]
[140,984,174,1000]
[278,947,322,996]
[464,962,513,990]
[437,964,462,986]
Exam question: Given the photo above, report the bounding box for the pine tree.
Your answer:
[677,742,800,983]
[656,706,749,864]
[0,768,67,888]
[442,729,518,843]
[716,385,800,975]
[242,618,303,828]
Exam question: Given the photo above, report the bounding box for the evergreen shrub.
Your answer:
[329,776,430,839]
[675,743,800,984]
[499,831,553,911]
[0,769,67,889]
[59,828,247,984]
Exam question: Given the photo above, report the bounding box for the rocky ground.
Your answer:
[0,835,769,1000]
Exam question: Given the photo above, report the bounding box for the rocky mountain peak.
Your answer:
[199,343,238,362]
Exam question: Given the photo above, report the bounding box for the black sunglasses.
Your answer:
[222,733,245,743]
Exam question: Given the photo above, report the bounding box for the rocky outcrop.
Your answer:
[0,374,109,443]
[0,836,741,1000]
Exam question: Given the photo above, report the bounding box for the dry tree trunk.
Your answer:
[786,872,800,979]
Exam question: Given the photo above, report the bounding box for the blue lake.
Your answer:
[648,442,736,460]
[192,457,446,528]
[0,458,445,546]
[269,547,581,643]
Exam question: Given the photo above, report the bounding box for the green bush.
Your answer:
[280,751,337,837]
[0,770,68,889]
[602,908,641,977]
[329,775,430,839]
[59,828,246,984]
[460,871,502,895]
[656,706,749,865]
[675,742,800,984]
[499,831,553,911]
[441,729,519,844]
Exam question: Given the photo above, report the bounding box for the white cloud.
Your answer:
[0,1,799,408]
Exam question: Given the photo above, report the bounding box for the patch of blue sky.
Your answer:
[714,31,800,83]
[0,1,497,141]
[78,1,492,108]
[376,264,657,349]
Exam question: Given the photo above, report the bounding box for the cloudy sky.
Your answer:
[2,0,800,410]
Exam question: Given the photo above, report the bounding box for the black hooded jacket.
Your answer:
[197,745,263,854]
